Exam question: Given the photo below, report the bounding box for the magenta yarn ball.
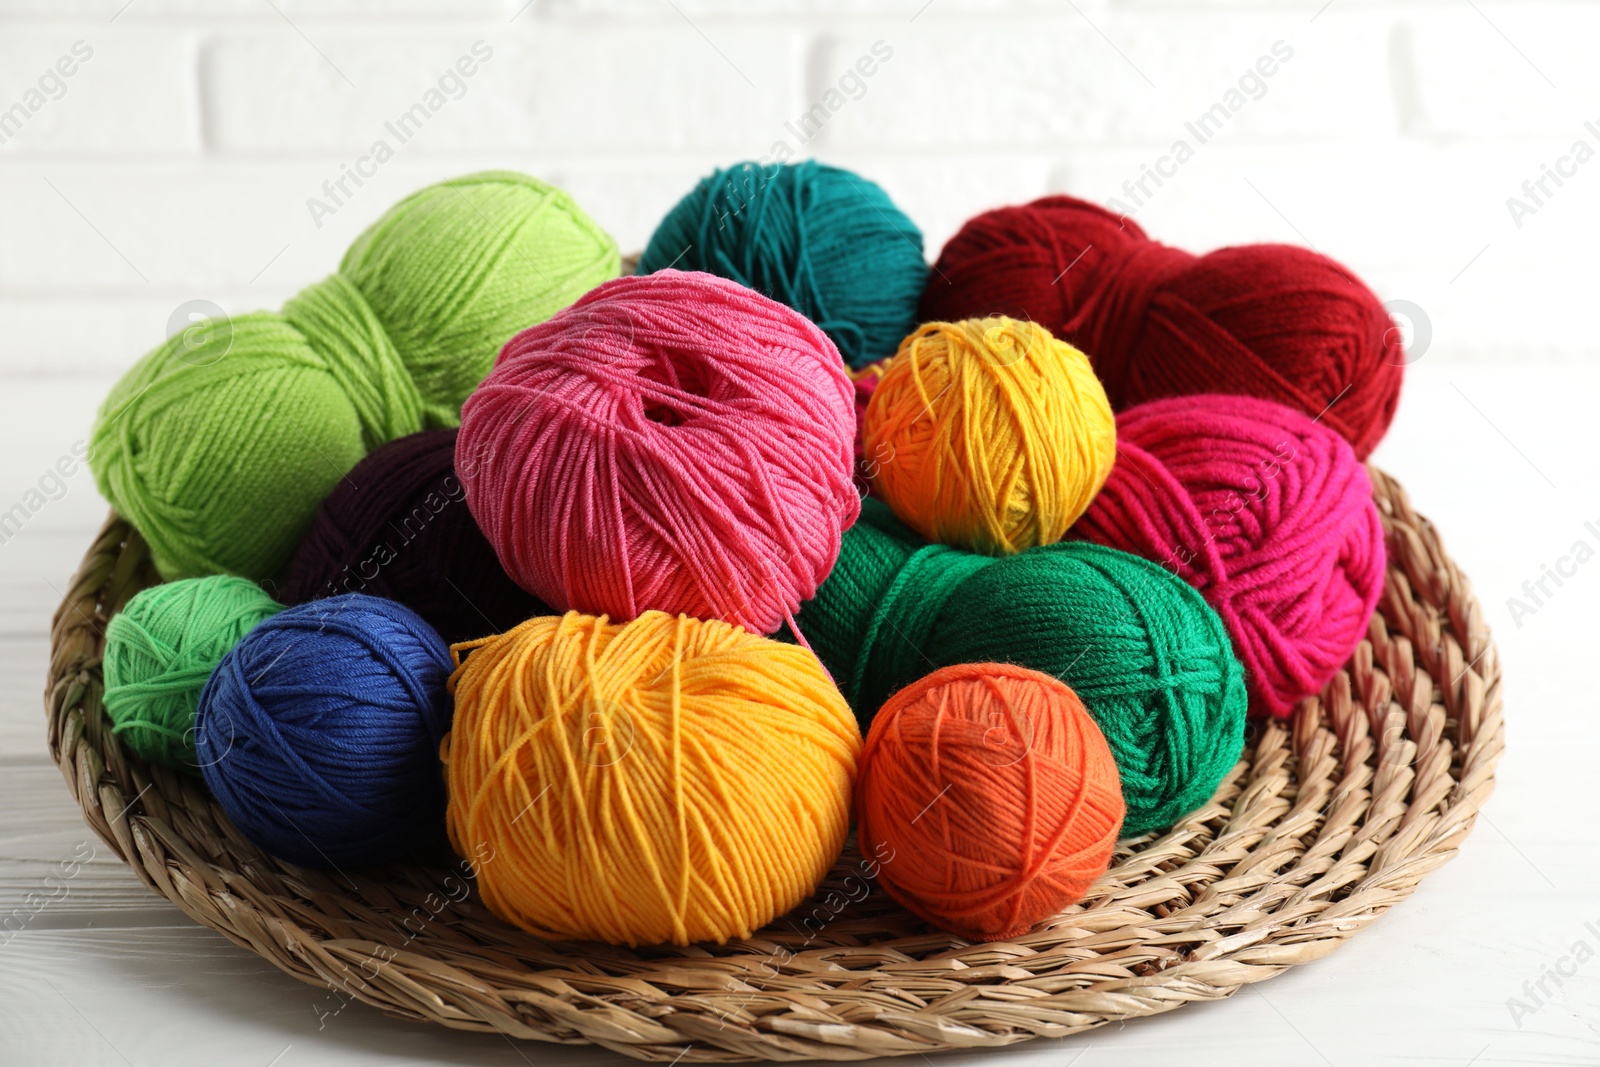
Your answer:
[1071,394,1386,717]
[458,270,860,635]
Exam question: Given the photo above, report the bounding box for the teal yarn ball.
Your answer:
[638,161,927,368]
[793,499,1248,837]
[102,575,284,771]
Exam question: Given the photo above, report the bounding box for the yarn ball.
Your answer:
[851,363,886,494]
[102,576,284,771]
[92,171,620,581]
[856,663,1124,941]
[459,270,859,635]
[196,594,454,868]
[443,610,861,946]
[638,161,927,368]
[918,195,1403,458]
[863,317,1116,554]
[792,498,1246,837]
[1072,394,1385,717]
[281,427,546,644]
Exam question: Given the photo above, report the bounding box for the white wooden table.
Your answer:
[3,360,1597,1066]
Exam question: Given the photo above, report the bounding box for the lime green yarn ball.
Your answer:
[91,171,620,581]
[102,576,284,771]
[339,171,621,419]
[95,312,376,584]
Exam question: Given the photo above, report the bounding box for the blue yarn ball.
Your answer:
[638,160,927,368]
[195,594,454,868]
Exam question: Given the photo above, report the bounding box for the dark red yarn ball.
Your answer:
[281,428,547,645]
[917,195,1404,459]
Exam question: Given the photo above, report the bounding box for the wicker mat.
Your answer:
[45,466,1502,1061]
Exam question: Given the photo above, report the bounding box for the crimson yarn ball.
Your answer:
[1071,394,1386,717]
[459,270,859,635]
[282,428,546,644]
[917,195,1404,458]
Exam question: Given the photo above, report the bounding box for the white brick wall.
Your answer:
[1,0,1597,371]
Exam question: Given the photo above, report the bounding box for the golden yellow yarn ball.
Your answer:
[442,610,861,946]
[863,317,1116,554]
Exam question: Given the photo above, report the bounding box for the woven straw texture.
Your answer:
[45,467,1502,1061]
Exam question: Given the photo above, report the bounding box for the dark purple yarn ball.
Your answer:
[282,428,547,645]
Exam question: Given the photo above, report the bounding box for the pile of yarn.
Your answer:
[92,159,1403,949]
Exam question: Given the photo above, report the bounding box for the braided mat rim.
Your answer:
[45,467,1502,1062]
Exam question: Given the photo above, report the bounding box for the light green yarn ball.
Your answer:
[91,171,620,581]
[102,575,284,771]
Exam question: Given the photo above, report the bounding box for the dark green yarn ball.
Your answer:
[638,160,927,368]
[792,499,1248,837]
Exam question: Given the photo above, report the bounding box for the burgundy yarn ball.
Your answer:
[458,270,859,635]
[282,428,546,645]
[917,196,1404,459]
[1070,394,1386,718]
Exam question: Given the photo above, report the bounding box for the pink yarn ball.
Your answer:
[1071,394,1385,718]
[458,270,859,635]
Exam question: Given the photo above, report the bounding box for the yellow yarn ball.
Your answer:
[863,317,1116,554]
[443,610,861,947]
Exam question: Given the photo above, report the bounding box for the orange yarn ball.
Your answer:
[856,663,1124,941]
[862,318,1115,555]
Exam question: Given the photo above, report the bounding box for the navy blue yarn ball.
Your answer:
[195,594,454,868]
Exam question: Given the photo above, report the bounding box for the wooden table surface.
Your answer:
[3,360,1597,1066]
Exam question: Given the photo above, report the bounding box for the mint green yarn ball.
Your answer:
[91,171,620,581]
[102,576,284,771]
